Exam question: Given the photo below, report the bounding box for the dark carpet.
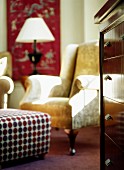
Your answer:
[2,126,100,170]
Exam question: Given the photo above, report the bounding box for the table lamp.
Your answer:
[16,17,55,74]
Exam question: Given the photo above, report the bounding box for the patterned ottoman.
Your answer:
[0,109,51,165]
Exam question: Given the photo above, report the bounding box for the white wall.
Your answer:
[83,0,107,42]
[61,0,107,53]
[61,0,84,55]
[0,0,7,51]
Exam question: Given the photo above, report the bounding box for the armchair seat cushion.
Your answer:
[20,98,72,129]
[21,89,99,129]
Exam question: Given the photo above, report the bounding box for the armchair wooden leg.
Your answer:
[64,129,79,156]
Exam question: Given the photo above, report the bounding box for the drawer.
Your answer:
[103,69,124,103]
[104,23,124,59]
[105,134,124,170]
[104,97,124,151]
[104,40,123,59]
[103,56,123,74]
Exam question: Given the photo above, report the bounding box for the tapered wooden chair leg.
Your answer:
[64,129,79,155]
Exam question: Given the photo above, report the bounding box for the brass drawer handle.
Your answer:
[121,34,124,40]
[104,41,111,47]
[105,114,113,121]
[105,158,113,166]
[104,75,112,81]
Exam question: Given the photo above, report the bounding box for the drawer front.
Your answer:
[105,135,124,170]
[104,23,124,59]
[103,56,124,102]
[104,97,124,151]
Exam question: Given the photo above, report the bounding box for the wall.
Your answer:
[60,0,84,55]
[83,0,107,42]
[0,0,7,51]
[61,0,107,53]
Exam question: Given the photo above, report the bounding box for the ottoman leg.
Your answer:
[38,153,46,160]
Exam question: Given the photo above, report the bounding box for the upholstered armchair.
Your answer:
[0,51,12,78]
[0,51,14,108]
[20,41,100,155]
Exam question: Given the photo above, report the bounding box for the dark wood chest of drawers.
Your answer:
[95,0,124,169]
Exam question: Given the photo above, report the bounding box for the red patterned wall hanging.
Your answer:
[7,0,60,80]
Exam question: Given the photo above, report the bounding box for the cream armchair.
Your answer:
[0,51,14,108]
[20,41,100,155]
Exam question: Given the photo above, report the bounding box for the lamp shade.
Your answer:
[16,17,55,43]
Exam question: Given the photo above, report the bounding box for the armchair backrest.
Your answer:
[51,41,99,98]
[60,44,79,81]
[74,41,99,77]
[59,44,79,97]
[69,40,99,97]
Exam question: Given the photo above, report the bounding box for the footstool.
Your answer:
[0,109,51,166]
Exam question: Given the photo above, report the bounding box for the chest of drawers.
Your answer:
[95,0,124,169]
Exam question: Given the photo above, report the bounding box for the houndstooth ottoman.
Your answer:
[0,109,51,165]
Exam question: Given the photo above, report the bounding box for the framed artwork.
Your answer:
[7,0,60,80]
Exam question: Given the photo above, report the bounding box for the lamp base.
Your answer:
[30,69,39,75]
[28,52,42,75]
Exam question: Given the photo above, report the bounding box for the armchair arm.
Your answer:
[0,76,14,108]
[69,75,100,120]
[69,75,100,98]
[0,76,14,94]
[20,75,62,103]
[76,75,100,90]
